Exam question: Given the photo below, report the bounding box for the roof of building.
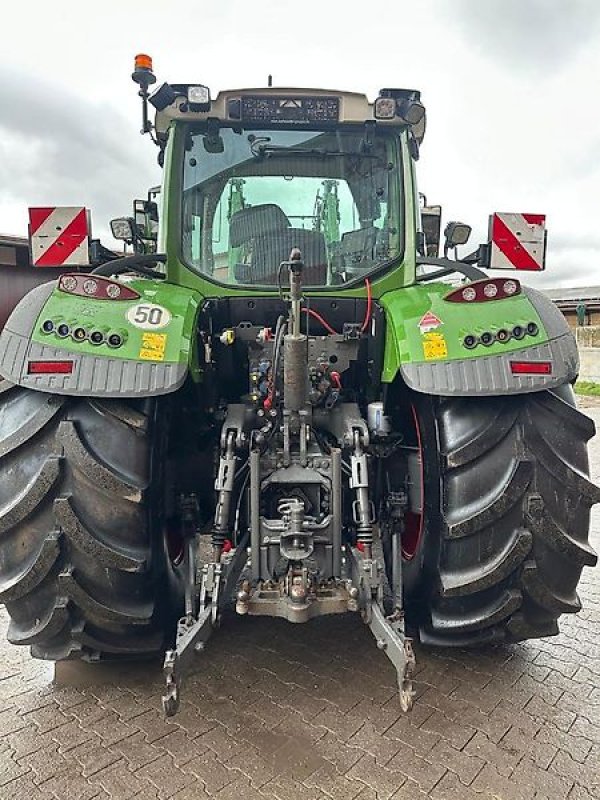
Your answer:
[542,286,600,304]
[0,234,28,248]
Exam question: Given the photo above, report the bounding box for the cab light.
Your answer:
[58,274,140,301]
[398,97,426,125]
[28,360,74,375]
[374,97,396,119]
[510,361,552,375]
[187,85,210,106]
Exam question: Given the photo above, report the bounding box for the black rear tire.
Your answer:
[390,385,599,645]
[0,383,180,661]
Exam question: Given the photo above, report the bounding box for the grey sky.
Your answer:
[1,0,598,288]
[444,0,600,70]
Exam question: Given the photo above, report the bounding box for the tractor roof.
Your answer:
[153,86,426,143]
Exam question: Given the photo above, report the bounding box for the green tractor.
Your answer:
[0,55,598,716]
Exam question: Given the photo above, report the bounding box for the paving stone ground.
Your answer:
[1,405,599,800]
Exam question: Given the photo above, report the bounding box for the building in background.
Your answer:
[543,287,600,328]
[0,234,66,331]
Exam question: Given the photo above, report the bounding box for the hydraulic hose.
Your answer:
[91,253,166,278]
[268,315,286,408]
[302,277,372,336]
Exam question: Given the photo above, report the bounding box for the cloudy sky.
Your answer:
[1,0,599,288]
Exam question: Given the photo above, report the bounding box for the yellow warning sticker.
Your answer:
[423,331,448,361]
[139,332,167,361]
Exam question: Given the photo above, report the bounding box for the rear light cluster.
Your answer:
[58,274,140,301]
[40,319,125,349]
[445,278,521,303]
[463,321,539,349]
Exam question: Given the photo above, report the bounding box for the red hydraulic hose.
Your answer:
[303,276,372,336]
[303,307,339,335]
[330,371,342,388]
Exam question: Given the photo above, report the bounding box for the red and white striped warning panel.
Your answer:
[28,207,90,267]
[488,212,546,271]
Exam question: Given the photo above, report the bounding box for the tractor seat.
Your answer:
[242,228,328,285]
[230,204,328,285]
[229,204,290,248]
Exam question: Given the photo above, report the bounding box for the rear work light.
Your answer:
[445,278,521,303]
[58,274,140,301]
[510,361,552,375]
[374,97,396,119]
[28,360,74,375]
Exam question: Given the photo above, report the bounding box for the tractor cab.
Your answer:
[134,56,426,293]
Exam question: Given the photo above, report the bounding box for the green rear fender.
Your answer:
[380,282,579,396]
[0,278,203,397]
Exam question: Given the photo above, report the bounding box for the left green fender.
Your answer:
[0,277,203,397]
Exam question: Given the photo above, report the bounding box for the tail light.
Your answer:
[445,278,521,303]
[510,361,552,375]
[58,274,140,301]
[28,360,74,375]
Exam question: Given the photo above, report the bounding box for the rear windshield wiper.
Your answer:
[251,143,381,160]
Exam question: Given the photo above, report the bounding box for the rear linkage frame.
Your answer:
[162,522,415,716]
[162,251,416,716]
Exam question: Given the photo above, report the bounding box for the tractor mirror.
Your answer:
[110,217,136,242]
[133,200,159,242]
[444,221,472,252]
[421,205,442,257]
[147,201,159,223]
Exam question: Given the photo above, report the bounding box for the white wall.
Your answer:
[578,348,600,383]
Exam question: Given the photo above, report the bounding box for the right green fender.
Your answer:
[379,282,578,396]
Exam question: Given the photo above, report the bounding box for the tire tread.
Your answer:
[419,386,598,645]
[0,387,169,661]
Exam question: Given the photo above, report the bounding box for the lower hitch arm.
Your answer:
[369,603,416,712]
[162,532,249,716]
[162,606,215,716]
[348,545,416,712]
